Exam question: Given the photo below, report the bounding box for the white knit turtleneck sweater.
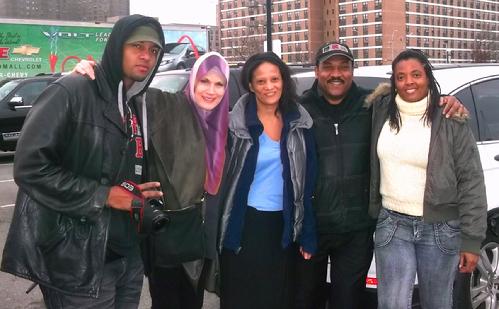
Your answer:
[377,94,431,216]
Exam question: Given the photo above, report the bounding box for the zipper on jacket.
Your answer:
[331,120,344,205]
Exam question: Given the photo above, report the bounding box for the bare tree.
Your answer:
[231,35,264,63]
[472,25,499,63]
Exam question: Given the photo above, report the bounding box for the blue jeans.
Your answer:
[40,256,143,309]
[374,208,460,309]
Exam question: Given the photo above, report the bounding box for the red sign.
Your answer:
[0,47,9,59]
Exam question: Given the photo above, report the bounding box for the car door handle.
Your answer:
[495,155,499,161]
[14,105,32,111]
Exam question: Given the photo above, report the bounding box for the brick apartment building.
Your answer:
[218,0,499,66]
[218,0,323,64]
[208,26,221,52]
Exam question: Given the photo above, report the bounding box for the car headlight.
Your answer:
[161,59,173,65]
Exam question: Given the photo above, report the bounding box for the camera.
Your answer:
[144,199,170,231]
[130,198,169,234]
[120,180,170,234]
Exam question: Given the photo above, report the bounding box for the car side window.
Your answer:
[14,81,50,106]
[197,46,206,55]
[454,86,479,140]
[471,78,499,141]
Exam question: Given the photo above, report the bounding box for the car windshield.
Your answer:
[0,80,21,101]
[150,74,189,93]
[167,44,188,54]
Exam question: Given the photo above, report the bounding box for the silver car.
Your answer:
[157,43,206,72]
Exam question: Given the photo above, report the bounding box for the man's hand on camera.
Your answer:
[106,181,163,211]
[72,59,97,80]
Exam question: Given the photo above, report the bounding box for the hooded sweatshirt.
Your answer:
[99,14,165,258]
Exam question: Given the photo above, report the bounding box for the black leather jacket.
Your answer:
[0,15,165,297]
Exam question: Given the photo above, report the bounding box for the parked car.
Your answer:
[0,74,60,151]
[295,64,499,309]
[157,43,206,72]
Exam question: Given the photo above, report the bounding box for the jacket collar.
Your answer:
[229,93,313,139]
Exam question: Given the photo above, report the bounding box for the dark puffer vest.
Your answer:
[299,80,376,234]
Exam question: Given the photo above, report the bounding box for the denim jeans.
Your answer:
[40,256,143,309]
[374,208,460,309]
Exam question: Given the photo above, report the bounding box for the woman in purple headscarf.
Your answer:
[185,52,229,195]
[145,51,230,309]
[72,51,229,309]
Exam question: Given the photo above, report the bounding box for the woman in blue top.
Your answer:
[217,52,317,309]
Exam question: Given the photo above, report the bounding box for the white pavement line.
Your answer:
[0,179,14,183]
[1,204,14,208]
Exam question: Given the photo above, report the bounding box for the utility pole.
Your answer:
[266,0,272,52]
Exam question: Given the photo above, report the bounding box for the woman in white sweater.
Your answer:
[368,49,487,309]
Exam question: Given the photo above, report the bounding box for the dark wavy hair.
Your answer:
[388,49,441,132]
[241,52,298,115]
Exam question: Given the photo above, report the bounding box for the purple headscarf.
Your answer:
[184,52,229,195]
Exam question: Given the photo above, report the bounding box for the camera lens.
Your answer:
[151,208,169,230]
[148,199,169,231]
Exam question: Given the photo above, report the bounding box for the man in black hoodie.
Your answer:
[1,15,165,308]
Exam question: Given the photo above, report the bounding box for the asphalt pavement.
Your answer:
[0,151,219,309]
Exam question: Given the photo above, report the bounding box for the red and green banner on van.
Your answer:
[0,20,210,79]
[0,22,113,78]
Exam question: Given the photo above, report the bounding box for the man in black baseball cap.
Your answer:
[294,41,467,309]
[295,40,374,309]
[315,41,354,64]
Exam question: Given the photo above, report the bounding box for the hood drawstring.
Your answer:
[117,80,149,151]
[142,92,148,151]
[117,81,125,120]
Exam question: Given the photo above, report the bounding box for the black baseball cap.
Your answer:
[315,41,354,65]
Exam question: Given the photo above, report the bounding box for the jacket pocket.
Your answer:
[38,214,98,289]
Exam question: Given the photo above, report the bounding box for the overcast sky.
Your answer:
[130,0,218,26]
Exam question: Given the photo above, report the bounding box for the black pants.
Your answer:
[294,228,374,309]
[148,264,206,309]
[40,256,143,309]
[220,206,295,309]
